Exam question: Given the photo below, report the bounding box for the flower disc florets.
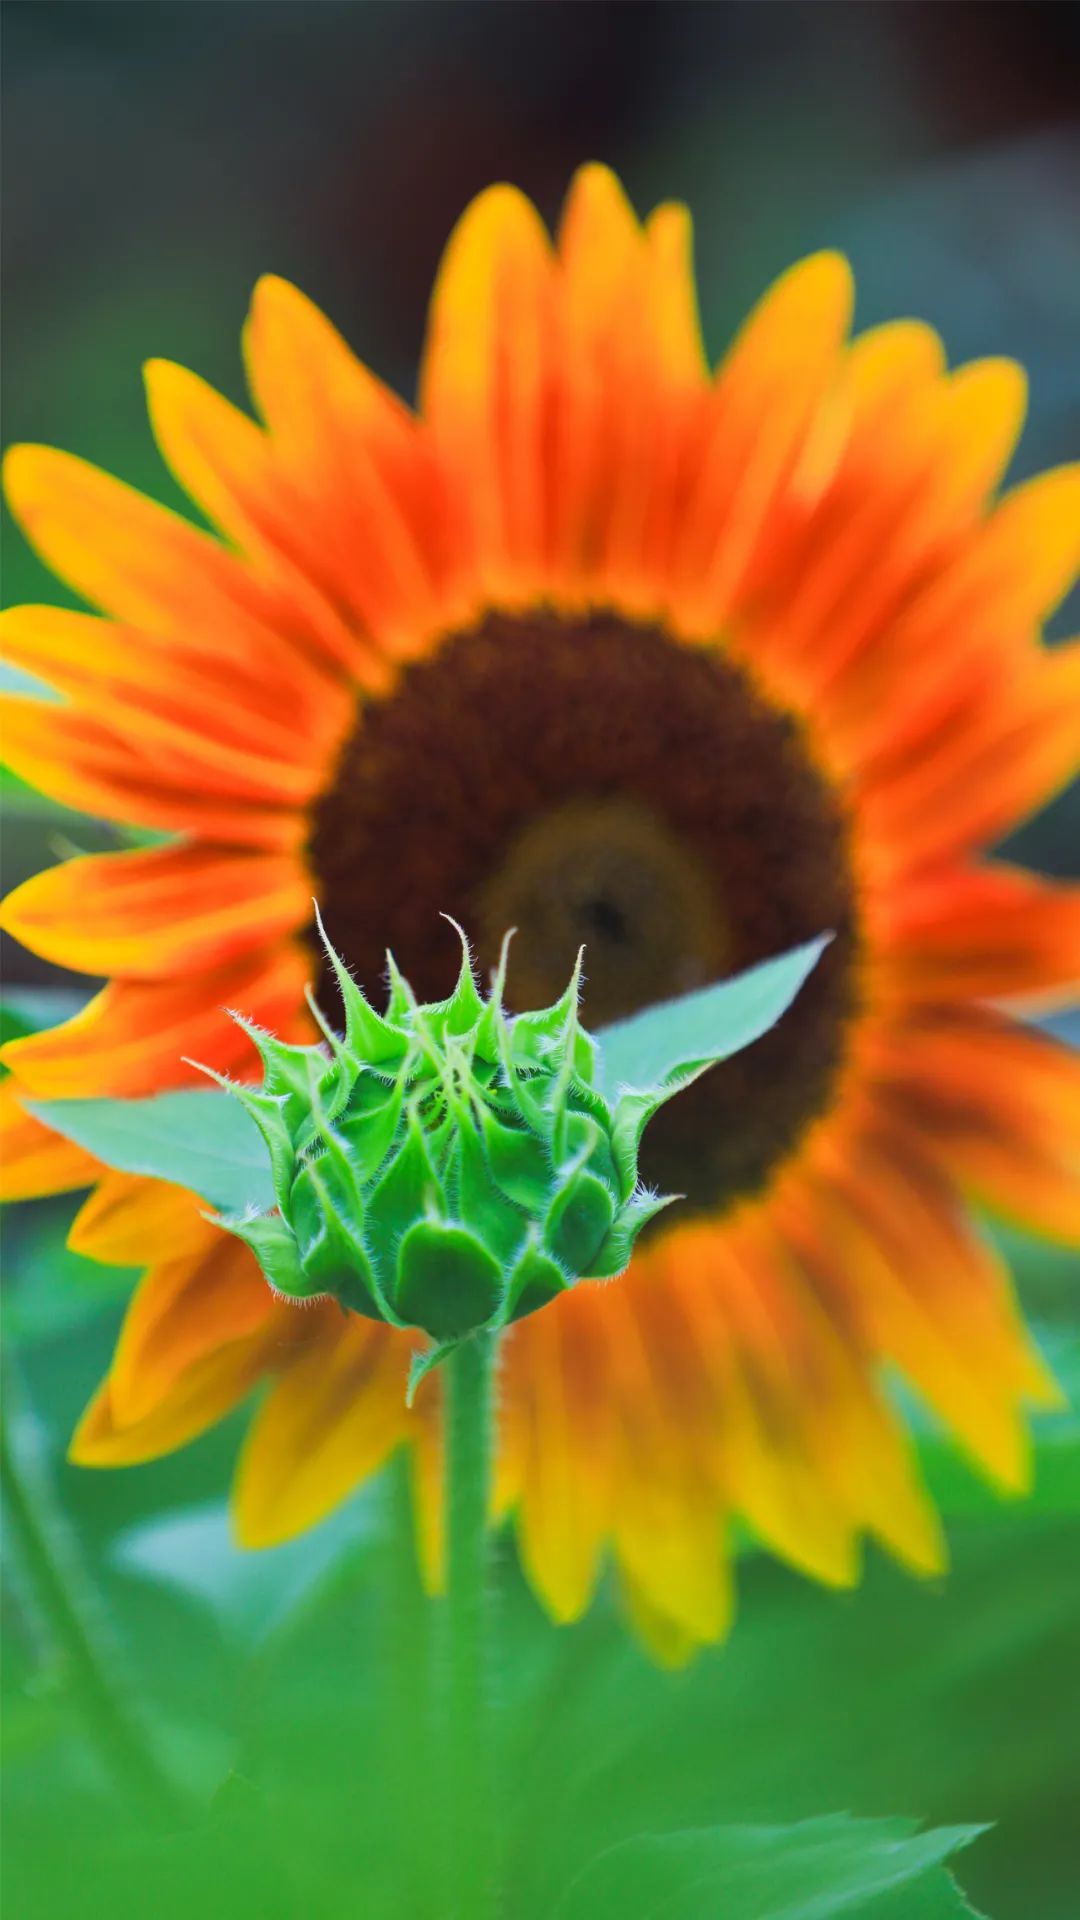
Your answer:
[212,914,674,1372]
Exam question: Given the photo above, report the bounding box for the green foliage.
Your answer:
[4,1187,1080,1918]
[27,1087,276,1215]
[594,935,829,1098]
[8,967,1080,1920]
[549,1816,985,1919]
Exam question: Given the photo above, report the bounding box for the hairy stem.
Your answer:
[381,1453,437,1912]
[442,1329,498,1918]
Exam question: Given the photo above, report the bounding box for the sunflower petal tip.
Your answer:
[141,356,188,407]
[67,1388,110,1467]
[814,248,855,310]
[438,909,470,947]
[230,1485,289,1553]
[249,271,309,327]
[2,442,49,510]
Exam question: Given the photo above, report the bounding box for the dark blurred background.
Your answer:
[5,1,1080,441]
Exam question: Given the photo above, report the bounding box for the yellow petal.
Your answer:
[234,1316,409,1547]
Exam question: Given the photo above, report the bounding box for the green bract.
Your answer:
[205,916,682,1386]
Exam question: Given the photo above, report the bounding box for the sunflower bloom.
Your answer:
[3,165,1079,1661]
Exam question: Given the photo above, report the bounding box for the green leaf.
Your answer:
[0,660,60,700]
[112,1494,381,1648]
[594,936,830,1098]
[28,1089,276,1216]
[550,1815,985,1920]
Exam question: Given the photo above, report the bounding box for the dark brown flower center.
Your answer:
[310,610,859,1222]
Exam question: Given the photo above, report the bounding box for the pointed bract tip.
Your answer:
[439,911,476,963]
[181,1055,233,1091]
[385,948,418,1010]
[491,926,517,1002]
[406,1338,458,1405]
[225,1007,268,1041]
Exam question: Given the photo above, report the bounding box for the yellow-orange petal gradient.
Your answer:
[1,844,311,979]
[0,1078,100,1201]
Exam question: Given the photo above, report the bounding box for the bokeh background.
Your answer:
[3,6,1079,1918]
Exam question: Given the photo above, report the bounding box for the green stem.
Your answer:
[442,1329,498,1919]
[381,1452,436,1913]
[0,1365,184,1823]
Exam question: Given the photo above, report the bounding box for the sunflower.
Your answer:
[3,165,1079,1662]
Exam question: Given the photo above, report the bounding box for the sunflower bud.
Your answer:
[212,913,677,1382]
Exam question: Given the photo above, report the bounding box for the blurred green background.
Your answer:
[3,5,1079,1916]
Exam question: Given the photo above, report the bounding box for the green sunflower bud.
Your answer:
[212,910,681,1389]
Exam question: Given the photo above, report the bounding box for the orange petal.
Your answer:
[860,643,1080,873]
[68,1171,207,1266]
[656,1204,941,1585]
[0,603,350,767]
[730,318,941,695]
[1,940,311,1098]
[898,461,1080,648]
[0,695,304,849]
[0,665,321,810]
[846,319,946,409]
[809,1126,1053,1487]
[548,165,650,599]
[672,250,854,630]
[110,1227,275,1424]
[245,277,444,649]
[500,1291,614,1624]
[421,182,555,600]
[2,443,348,687]
[759,355,1023,686]
[233,1313,409,1547]
[865,1009,1080,1245]
[0,1077,99,1200]
[546,167,709,610]
[629,202,712,598]
[144,359,374,679]
[612,1468,732,1649]
[676,1225,866,1587]
[785,358,1026,697]
[733,1209,945,1576]
[71,1333,270,1467]
[820,464,1080,775]
[2,843,310,979]
[560,1258,737,1636]
[617,1576,703,1668]
[871,862,1080,1009]
[600,203,709,609]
